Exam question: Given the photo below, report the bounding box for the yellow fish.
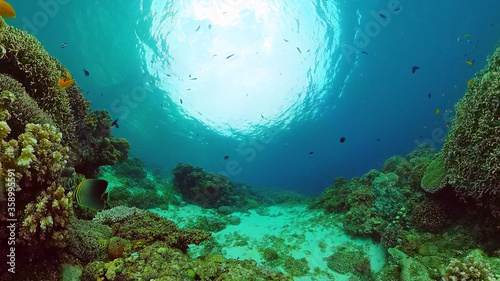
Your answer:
[74,179,109,210]
[0,0,15,18]
[454,85,457,88]
[424,126,427,129]
[466,61,472,65]
[59,71,74,87]
[435,109,440,115]
[467,79,473,84]
[464,34,470,38]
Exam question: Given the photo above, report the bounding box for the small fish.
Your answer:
[297,47,302,54]
[186,89,191,91]
[464,34,470,38]
[393,8,400,12]
[457,37,461,42]
[377,138,380,141]
[59,71,74,87]
[166,74,171,77]
[111,118,119,128]
[361,51,368,55]
[0,0,15,18]
[190,78,197,80]
[74,179,109,210]
[379,13,387,19]
[180,98,183,104]
[223,156,229,160]
[435,109,439,115]
[428,93,431,99]
[208,24,212,29]
[226,54,235,59]
[83,68,90,76]
[283,39,289,42]
[261,113,264,119]
[309,151,314,155]
[411,66,420,73]
[424,126,427,129]
[86,91,89,95]
[340,137,346,143]
[467,79,473,84]
[161,104,163,107]
[195,25,200,32]
[466,61,472,65]
[61,42,67,49]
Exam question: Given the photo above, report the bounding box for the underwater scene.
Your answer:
[1,0,500,280]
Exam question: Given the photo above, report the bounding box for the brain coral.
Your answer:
[442,46,500,205]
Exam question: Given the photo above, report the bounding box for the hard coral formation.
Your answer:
[20,182,73,247]
[0,18,74,141]
[443,45,500,207]
[442,249,500,281]
[67,218,113,263]
[421,154,448,193]
[104,210,211,253]
[71,110,130,178]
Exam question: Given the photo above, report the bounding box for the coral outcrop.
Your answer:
[442,45,500,212]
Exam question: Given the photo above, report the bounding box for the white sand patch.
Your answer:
[151,203,386,280]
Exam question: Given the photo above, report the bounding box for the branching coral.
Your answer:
[442,46,500,202]
[19,183,73,247]
[442,250,500,281]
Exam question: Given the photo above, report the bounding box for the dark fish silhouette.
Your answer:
[379,13,387,19]
[74,179,109,210]
[111,118,119,128]
[309,151,314,155]
[340,137,346,143]
[297,47,302,54]
[208,24,212,29]
[283,39,289,42]
[226,54,235,59]
[84,68,90,76]
[190,78,197,80]
[428,93,431,99]
[393,8,400,12]
[412,66,420,74]
[61,42,67,49]
[195,25,200,32]
[361,51,368,55]
[377,138,380,141]
[223,155,229,160]
[180,99,183,104]
[261,114,264,119]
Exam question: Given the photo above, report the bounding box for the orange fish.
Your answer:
[59,71,74,87]
[0,0,15,18]
[467,79,473,84]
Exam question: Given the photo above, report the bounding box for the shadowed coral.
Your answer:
[421,154,447,193]
[67,218,112,263]
[70,110,130,178]
[411,199,449,233]
[0,21,74,140]
[104,210,211,253]
[442,46,500,204]
[19,183,73,247]
[324,243,373,280]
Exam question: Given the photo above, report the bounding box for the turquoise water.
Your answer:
[11,0,500,195]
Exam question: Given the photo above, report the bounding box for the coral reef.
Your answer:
[421,154,447,193]
[173,163,267,209]
[442,45,500,212]
[67,218,113,263]
[324,243,373,280]
[19,182,73,247]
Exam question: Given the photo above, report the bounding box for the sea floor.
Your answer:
[150,203,386,281]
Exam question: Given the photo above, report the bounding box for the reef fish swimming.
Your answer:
[411,66,420,74]
[74,179,109,210]
[0,0,15,18]
[58,71,74,87]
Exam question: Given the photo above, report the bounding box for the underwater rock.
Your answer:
[388,248,432,281]
[108,237,130,260]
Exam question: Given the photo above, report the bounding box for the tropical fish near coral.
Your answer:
[0,0,15,18]
[58,71,74,87]
[74,179,109,210]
